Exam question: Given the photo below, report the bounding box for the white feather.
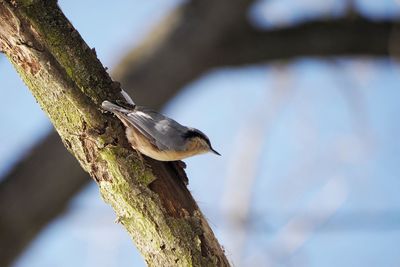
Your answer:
[120,89,135,105]
[134,111,152,119]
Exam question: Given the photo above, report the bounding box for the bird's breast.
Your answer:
[125,127,207,161]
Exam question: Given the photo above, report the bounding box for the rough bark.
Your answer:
[0,0,399,264]
[0,1,230,267]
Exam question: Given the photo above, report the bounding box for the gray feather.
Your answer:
[126,107,188,151]
[102,100,190,151]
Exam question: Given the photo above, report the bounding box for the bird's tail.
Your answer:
[102,100,132,114]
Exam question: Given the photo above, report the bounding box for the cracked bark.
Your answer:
[0,0,398,265]
[0,1,229,266]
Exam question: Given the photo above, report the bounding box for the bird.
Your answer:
[101,95,220,162]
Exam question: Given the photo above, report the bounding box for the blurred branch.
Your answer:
[115,14,398,106]
[221,18,398,65]
[221,67,293,265]
[0,134,86,265]
[0,1,229,267]
[0,0,398,264]
[113,0,253,107]
[265,178,347,266]
[242,209,400,234]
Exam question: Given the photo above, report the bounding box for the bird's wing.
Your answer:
[125,108,187,151]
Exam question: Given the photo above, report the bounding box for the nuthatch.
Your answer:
[101,95,220,161]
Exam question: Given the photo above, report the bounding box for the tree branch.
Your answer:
[0,1,229,266]
[0,134,87,266]
[0,0,398,264]
[114,14,398,107]
[113,0,253,107]
[220,18,398,65]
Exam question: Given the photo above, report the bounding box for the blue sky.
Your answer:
[1,1,400,267]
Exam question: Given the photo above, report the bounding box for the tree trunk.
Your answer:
[0,1,230,266]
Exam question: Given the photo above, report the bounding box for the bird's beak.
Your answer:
[211,147,221,156]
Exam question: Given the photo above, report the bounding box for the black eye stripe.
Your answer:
[183,129,211,146]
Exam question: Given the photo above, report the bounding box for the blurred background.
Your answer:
[1,0,400,266]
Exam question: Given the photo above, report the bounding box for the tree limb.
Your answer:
[0,1,229,266]
[0,0,398,264]
[0,133,87,266]
[220,18,398,66]
[113,0,253,107]
[114,13,398,107]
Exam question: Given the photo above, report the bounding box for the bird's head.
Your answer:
[183,128,220,156]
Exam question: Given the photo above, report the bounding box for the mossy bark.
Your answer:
[0,1,230,266]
